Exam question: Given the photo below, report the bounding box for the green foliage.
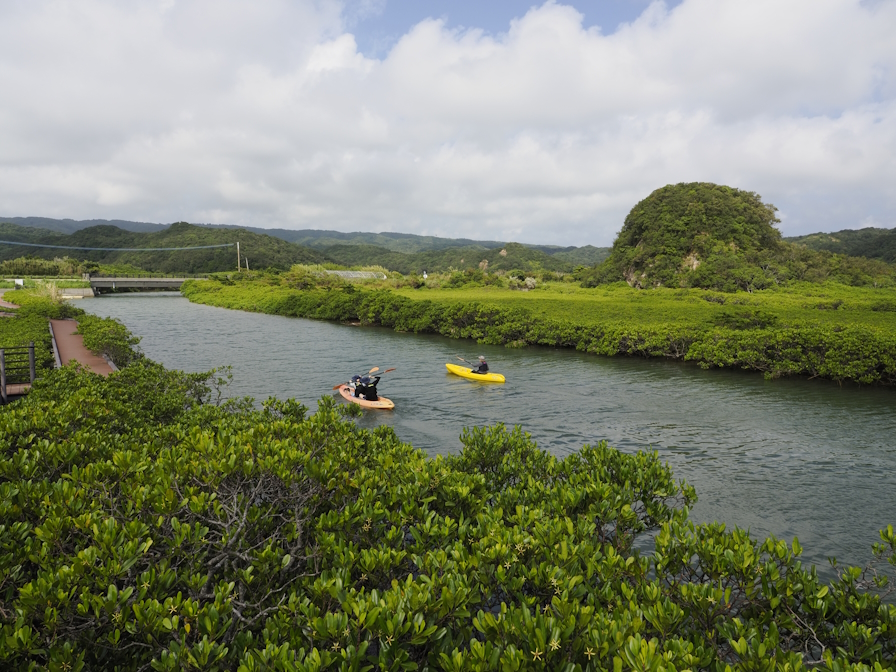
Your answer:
[75,314,144,368]
[183,279,896,386]
[584,183,896,291]
[1,363,893,670]
[0,256,84,277]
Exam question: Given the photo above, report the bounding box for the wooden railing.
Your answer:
[0,341,35,404]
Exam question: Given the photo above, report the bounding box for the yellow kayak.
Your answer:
[445,362,505,383]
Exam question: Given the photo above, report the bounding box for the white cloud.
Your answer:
[0,0,894,245]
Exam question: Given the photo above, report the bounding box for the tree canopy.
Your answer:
[583,183,896,291]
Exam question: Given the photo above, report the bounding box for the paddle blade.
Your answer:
[368,366,379,373]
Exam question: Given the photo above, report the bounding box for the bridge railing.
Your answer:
[89,273,210,279]
[0,342,35,404]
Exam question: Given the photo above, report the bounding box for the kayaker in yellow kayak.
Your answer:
[446,357,505,383]
[469,355,489,375]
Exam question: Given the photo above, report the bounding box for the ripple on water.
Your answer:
[79,293,896,577]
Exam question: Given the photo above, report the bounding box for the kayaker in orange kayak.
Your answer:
[354,375,382,401]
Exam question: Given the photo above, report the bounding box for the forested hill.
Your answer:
[785,227,896,263]
[582,182,896,291]
[1,215,611,262]
[0,222,323,273]
[319,241,606,274]
[0,221,609,274]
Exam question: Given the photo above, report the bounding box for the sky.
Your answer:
[0,0,894,247]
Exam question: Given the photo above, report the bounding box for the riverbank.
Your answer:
[181,275,896,386]
[2,324,894,670]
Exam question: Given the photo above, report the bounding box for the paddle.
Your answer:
[331,368,396,389]
[456,355,475,367]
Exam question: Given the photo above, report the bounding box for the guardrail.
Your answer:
[0,341,35,404]
[89,273,210,279]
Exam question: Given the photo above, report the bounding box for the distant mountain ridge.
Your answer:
[0,220,610,274]
[0,216,168,235]
[0,222,322,273]
[0,215,608,260]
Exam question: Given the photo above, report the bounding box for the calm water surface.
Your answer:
[80,293,896,574]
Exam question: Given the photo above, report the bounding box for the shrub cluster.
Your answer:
[1,361,894,671]
[0,256,84,277]
[182,281,896,385]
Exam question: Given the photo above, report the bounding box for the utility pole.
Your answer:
[236,242,241,272]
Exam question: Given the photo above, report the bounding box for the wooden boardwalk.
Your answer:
[49,319,116,376]
[1,293,116,403]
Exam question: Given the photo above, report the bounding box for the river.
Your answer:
[80,292,896,575]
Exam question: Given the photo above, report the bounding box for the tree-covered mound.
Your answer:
[583,183,896,291]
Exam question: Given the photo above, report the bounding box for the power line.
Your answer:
[0,240,234,252]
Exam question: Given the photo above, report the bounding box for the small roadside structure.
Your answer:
[324,270,386,280]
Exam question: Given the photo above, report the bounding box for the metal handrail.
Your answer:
[0,341,35,404]
[90,273,209,279]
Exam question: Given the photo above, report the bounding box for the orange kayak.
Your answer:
[337,384,395,409]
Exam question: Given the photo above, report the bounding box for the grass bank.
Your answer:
[182,274,896,386]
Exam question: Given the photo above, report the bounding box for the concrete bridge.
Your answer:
[89,276,206,293]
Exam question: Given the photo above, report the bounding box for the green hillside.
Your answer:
[270,228,504,253]
[549,244,611,267]
[321,241,578,274]
[2,216,612,261]
[0,222,323,273]
[786,227,896,263]
[0,220,601,276]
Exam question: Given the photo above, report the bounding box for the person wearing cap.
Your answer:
[470,355,489,374]
[354,374,382,401]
